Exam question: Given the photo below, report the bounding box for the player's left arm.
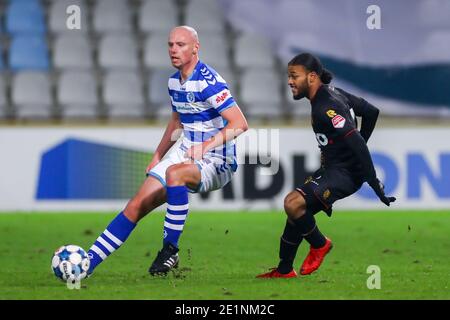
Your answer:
[336,88,379,142]
[186,81,248,160]
[202,105,248,153]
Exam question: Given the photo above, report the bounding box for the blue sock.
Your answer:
[164,185,189,248]
[87,211,136,273]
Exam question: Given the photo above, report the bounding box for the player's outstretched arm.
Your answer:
[146,112,182,172]
[344,130,396,206]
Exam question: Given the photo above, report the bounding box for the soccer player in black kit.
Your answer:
[257,53,396,278]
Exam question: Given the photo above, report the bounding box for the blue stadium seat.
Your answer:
[5,0,46,35]
[9,35,50,71]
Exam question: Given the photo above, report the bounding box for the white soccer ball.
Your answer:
[51,245,90,282]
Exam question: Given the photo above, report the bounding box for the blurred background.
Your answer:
[0,0,448,124]
[0,0,449,211]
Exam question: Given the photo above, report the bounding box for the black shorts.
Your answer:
[296,167,364,216]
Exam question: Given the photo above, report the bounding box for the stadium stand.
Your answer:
[139,0,179,34]
[0,0,289,122]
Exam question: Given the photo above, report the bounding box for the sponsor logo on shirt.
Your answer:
[215,91,229,104]
[332,115,346,128]
[326,109,337,118]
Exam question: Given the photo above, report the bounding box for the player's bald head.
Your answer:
[169,26,199,44]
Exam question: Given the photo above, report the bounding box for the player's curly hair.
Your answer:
[288,53,333,84]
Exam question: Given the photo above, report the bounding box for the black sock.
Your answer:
[304,225,326,248]
[277,219,303,274]
[293,211,326,249]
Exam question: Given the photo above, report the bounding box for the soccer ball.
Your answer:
[51,245,90,282]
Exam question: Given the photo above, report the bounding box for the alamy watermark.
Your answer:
[366,265,381,289]
[66,5,82,30]
[366,5,382,30]
[170,127,281,175]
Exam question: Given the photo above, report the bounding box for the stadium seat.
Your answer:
[139,0,178,34]
[240,69,283,118]
[53,35,93,69]
[234,33,276,69]
[58,71,99,118]
[144,33,173,69]
[98,34,138,69]
[103,71,146,118]
[185,0,225,33]
[49,0,88,34]
[5,0,46,35]
[148,68,175,107]
[12,72,52,119]
[9,35,50,71]
[93,0,132,34]
[198,33,230,71]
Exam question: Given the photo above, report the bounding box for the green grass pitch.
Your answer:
[0,211,449,300]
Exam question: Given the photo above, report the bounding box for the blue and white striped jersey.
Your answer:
[168,60,237,163]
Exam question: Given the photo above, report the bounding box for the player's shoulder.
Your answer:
[314,86,347,115]
[167,70,181,89]
[197,61,227,86]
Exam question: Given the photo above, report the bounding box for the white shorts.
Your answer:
[148,147,237,193]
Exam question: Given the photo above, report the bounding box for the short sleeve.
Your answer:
[201,81,237,113]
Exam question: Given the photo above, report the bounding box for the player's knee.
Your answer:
[166,165,184,185]
[284,191,306,220]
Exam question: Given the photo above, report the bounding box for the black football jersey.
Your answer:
[310,85,365,170]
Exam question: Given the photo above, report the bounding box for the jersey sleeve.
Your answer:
[335,87,379,142]
[201,79,237,113]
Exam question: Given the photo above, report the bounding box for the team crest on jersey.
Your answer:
[331,115,346,128]
[326,109,337,118]
[187,92,195,103]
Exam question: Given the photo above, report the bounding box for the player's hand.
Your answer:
[185,144,205,161]
[369,178,397,206]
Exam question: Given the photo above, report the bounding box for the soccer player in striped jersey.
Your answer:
[86,26,248,276]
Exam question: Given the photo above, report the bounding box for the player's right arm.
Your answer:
[146,111,182,173]
[336,88,379,142]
